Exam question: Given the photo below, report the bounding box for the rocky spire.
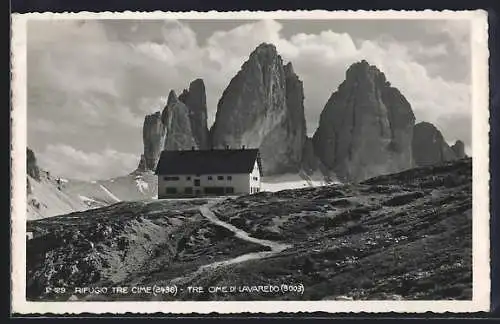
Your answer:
[139,111,166,171]
[312,60,416,182]
[210,43,310,175]
[27,147,41,181]
[178,78,209,149]
[161,90,198,151]
[137,82,206,172]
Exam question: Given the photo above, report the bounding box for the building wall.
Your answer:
[249,160,262,194]
[158,173,251,198]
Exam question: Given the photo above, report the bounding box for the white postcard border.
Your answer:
[10,10,491,314]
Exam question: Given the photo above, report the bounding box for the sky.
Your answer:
[27,18,472,181]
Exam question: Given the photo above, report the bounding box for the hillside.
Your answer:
[26,158,472,301]
[27,169,158,220]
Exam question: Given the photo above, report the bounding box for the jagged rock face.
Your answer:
[27,148,40,181]
[210,43,308,175]
[301,137,322,175]
[137,154,147,171]
[283,62,308,168]
[451,140,467,159]
[161,90,198,151]
[412,122,458,167]
[178,79,209,149]
[312,60,416,182]
[138,80,209,171]
[140,112,166,171]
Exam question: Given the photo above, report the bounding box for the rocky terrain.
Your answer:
[26,158,472,301]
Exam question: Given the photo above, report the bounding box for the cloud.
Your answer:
[28,19,472,179]
[38,144,139,181]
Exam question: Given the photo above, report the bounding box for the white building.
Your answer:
[155,147,263,198]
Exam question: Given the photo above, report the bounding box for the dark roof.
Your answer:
[155,148,263,176]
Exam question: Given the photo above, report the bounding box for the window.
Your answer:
[184,187,193,194]
[208,176,213,180]
[253,176,258,181]
[165,187,177,194]
[164,176,179,181]
[225,187,234,194]
[250,187,253,194]
[186,176,191,180]
[194,179,200,187]
[204,187,225,195]
[217,176,224,180]
[227,175,232,180]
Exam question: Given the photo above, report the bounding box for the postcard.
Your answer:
[11,9,490,314]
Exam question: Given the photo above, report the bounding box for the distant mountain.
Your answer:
[412,122,461,167]
[451,140,467,159]
[312,60,416,182]
[128,45,470,186]
[26,148,157,220]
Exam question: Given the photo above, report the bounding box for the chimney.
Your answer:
[242,145,246,150]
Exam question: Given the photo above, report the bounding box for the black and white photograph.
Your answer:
[11,10,490,314]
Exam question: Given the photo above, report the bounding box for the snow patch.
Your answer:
[135,178,149,194]
[79,195,99,204]
[99,185,121,202]
[261,173,326,192]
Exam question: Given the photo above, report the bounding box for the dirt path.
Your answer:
[170,201,292,284]
[198,204,290,252]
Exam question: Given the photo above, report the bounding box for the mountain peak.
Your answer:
[210,41,309,175]
[413,121,458,166]
[247,43,280,63]
[254,42,277,53]
[415,121,439,132]
[313,61,415,181]
[283,62,295,76]
[167,90,178,106]
[345,60,387,84]
[190,78,205,88]
[451,140,467,158]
